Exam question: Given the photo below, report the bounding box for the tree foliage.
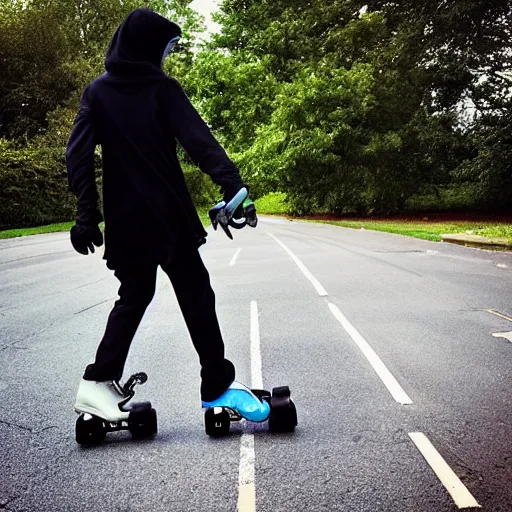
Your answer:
[194,0,512,214]
[0,0,207,229]
[0,0,511,229]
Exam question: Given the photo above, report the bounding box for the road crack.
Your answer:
[0,418,33,432]
[0,316,62,351]
[74,296,115,314]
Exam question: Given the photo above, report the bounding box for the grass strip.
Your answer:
[0,221,75,240]
[254,193,511,244]
[310,220,512,244]
[2,205,510,246]
[0,208,212,240]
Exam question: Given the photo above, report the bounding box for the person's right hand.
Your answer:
[70,223,103,255]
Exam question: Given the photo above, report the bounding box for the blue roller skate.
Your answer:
[209,187,258,240]
[202,381,297,437]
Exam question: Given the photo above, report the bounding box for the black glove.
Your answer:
[70,211,104,255]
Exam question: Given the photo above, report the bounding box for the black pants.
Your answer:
[83,247,235,401]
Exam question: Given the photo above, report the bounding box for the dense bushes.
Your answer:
[0,139,222,230]
[0,140,74,229]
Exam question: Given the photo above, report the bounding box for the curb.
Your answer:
[442,233,511,251]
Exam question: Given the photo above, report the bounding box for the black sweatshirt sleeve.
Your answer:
[66,87,102,226]
[165,78,244,196]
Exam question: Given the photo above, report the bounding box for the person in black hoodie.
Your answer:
[69,9,269,424]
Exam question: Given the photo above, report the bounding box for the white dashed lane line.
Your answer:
[329,302,412,405]
[409,432,481,509]
[230,248,242,266]
[265,229,492,509]
[237,433,256,512]
[267,232,328,296]
[268,231,412,405]
[250,301,263,390]
[237,301,262,512]
[486,309,512,322]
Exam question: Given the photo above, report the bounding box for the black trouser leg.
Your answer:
[162,247,235,401]
[83,265,157,382]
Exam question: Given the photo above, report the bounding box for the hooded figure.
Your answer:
[67,8,243,269]
[68,9,262,416]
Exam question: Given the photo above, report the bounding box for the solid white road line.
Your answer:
[409,432,481,509]
[328,302,413,405]
[237,301,263,512]
[267,232,328,296]
[492,331,512,343]
[230,248,242,266]
[238,434,256,512]
[250,301,263,390]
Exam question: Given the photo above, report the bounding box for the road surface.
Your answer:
[1,216,511,511]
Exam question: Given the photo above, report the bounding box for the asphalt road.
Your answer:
[1,216,511,512]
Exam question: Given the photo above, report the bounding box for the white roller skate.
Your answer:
[74,372,157,445]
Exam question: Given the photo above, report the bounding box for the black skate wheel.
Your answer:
[268,395,297,433]
[76,414,106,445]
[271,386,291,398]
[251,389,271,401]
[205,407,230,437]
[129,401,152,413]
[129,407,157,439]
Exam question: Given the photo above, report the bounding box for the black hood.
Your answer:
[105,9,181,77]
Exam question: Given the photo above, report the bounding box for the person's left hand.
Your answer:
[70,223,103,255]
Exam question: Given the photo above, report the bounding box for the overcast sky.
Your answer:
[189,0,221,34]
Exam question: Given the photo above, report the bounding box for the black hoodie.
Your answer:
[66,9,243,269]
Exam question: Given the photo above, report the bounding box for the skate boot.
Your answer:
[202,381,271,422]
[74,373,157,445]
[74,379,131,422]
[202,381,297,437]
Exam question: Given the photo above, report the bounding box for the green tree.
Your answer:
[204,0,512,214]
[239,63,376,212]
[185,51,278,152]
[0,2,75,138]
[0,0,210,229]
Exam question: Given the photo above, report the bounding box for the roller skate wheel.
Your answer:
[205,407,230,437]
[269,397,297,433]
[251,389,271,400]
[129,407,157,439]
[272,386,291,398]
[76,414,106,445]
